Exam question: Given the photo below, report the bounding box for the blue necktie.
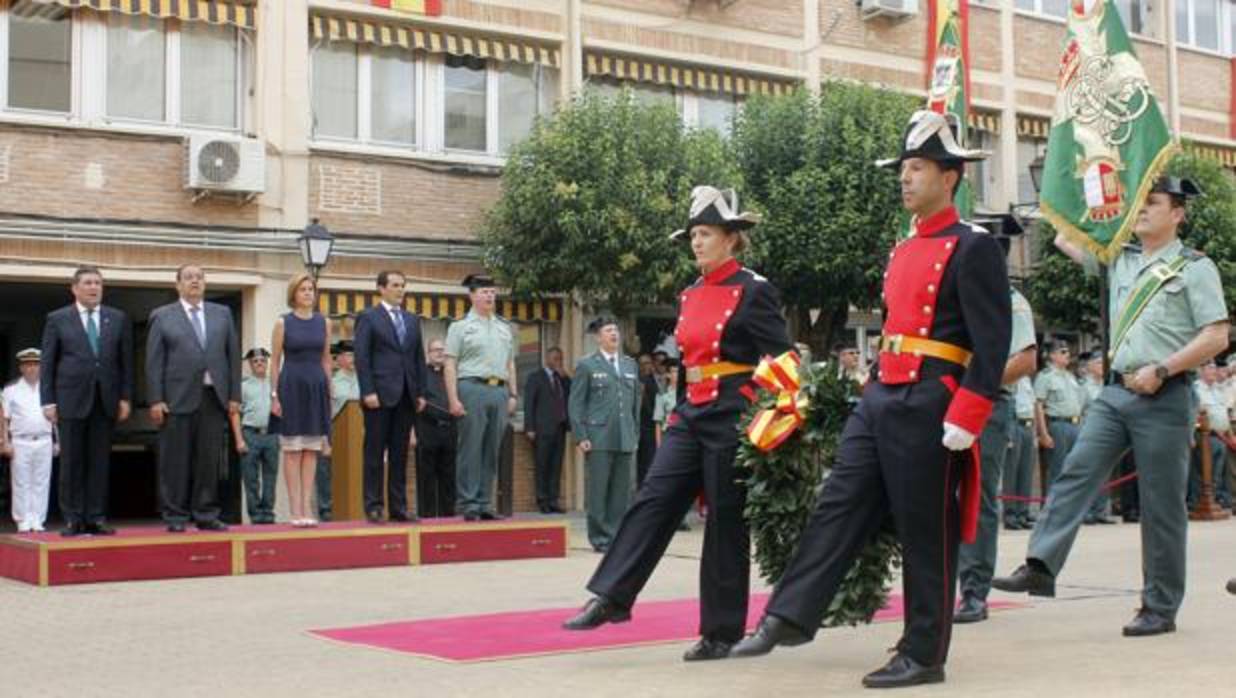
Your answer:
[85,309,100,356]
[190,306,206,348]
[392,310,407,345]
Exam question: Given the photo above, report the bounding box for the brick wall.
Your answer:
[0,126,258,227]
[309,154,502,240]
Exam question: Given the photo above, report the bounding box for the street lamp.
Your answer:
[298,218,334,280]
[1028,154,1046,195]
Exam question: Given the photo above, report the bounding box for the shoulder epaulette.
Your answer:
[739,268,769,283]
[1181,247,1206,261]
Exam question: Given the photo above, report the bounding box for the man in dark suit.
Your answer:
[524,346,571,513]
[146,264,241,532]
[40,266,133,537]
[635,353,659,487]
[415,338,456,517]
[354,270,425,523]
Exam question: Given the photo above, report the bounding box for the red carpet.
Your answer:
[310,594,1023,663]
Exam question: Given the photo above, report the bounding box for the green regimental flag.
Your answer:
[1039,0,1176,263]
[926,0,975,218]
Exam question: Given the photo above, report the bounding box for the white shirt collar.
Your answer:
[180,298,204,313]
[601,351,618,363]
[381,301,400,314]
[77,302,97,316]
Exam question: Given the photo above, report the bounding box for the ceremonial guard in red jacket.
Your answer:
[730,110,1012,688]
[562,186,792,661]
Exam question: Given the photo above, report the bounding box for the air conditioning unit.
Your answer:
[185,135,265,194]
[860,0,918,21]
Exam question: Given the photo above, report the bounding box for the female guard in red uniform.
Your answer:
[562,185,792,661]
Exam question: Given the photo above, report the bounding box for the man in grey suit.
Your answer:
[146,264,241,532]
[568,317,640,552]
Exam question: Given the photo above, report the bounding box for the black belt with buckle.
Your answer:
[465,377,507,388]
[1019,419,1034,428]
[1048,416,1080,425]
[243,425,269,435]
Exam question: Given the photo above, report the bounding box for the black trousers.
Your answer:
[534,423,567,507]
[159,388,226,524]
[586,418,749,643]
[363,392,415,517]
[58,391,113,525]
[765,378,964,668]
[416,426,456,518]
[636,422,657,486]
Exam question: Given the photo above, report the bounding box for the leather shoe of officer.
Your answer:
[562,596,631,630]
[1122,608,1176,637]
[86,522,116,536]
[60,521,85,537]
[682,637,733,662]
[992,562,1056,597]
[861,653,945,688]
[166,522,186,533]
[1226,578,1236,595]
[366,509,383,524]
[729,615,810,658]
[196,520,228,532]
[952,594,988,624]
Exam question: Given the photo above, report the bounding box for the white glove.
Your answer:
[942,422,976,451]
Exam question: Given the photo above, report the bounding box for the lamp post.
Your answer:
[1028,154,1045,196]
[298,218,334,280]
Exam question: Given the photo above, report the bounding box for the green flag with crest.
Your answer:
[1039,0,1176,263]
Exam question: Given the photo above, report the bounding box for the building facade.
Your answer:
[0,0,1232,514]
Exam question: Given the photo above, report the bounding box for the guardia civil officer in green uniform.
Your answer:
[1034,340,1084,489]
[995,176,1230,637]
[568,317,640,552]
[445,273,517,521]
[231,348,278,524]
[955,215,1039,624]
[1003,375,1038,529]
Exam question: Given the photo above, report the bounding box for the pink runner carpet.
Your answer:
[309,593,1022,663]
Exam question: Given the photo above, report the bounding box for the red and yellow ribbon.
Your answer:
[746,351,809,452]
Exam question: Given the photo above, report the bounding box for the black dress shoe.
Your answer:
[729,615,810,658]
[953,594,988,624]
[1226,578,1236,595]
[86,523,116,536]
[1122,608,1176,637]
[60,522,84,537]
[196,520,228,532]
[366,510,383,524]
[1093,515,1117,525]
[992,562,1056,597]
[682,637,733,662]
[1002,519,1024,531]
[1122,512,1140,523]
[167,522,187,533]
[562,597,631,630]
[479,511,505,521]
[861,653,945,688]
[389,512,418,523]
[548,505,566,514]
[463,512,480,522]
[537,504,550,514]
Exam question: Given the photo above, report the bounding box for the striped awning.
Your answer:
[967,111,1000,134]
[27,0,255,29]
[1017,115,1051,139]
[1185,142,1236,168]
[319,290,563,323]
[584,52,795,97]
[310,14,560,68]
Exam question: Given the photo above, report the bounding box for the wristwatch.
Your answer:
[1153,363,1170,381]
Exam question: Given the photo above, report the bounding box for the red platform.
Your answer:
[0,518,568,587]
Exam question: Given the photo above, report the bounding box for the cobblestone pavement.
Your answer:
[2,513,1234,697]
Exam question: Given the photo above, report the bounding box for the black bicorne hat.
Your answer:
[670,186,761,240]
[877,110,988,170]
[330,340,355,356]
[244,347,271,360]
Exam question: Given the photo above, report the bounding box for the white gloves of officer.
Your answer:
[942,423,976,451]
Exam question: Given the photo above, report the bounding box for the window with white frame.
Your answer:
[6,11,71,112]
[1,8,247,131]
[586,79,744,137]
[695,93,738,136]
[1178,0,1222,52]
[1016,0,1067,18]
[1114,0,1148,35]
[309,42,557,157]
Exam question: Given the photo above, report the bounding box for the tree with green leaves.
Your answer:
[480,88,738,315]
[1027,150,1236,337]
[731,83,919,352]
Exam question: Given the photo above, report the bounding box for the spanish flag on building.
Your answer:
[925,0,974,218]
[1039,0,1175,263]
[371,0,442,15]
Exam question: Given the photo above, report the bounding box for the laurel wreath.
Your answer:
[736,360,902,627]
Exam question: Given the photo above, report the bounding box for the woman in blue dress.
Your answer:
[271,273,332,527]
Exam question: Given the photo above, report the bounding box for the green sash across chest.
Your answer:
[1109,252,1195,358]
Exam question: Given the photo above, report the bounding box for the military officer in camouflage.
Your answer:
[994,176,1229,637]
[445,273,517,521]
[955,218,1038,624]
[568,317,640,552]
[1034,340,1084,490]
